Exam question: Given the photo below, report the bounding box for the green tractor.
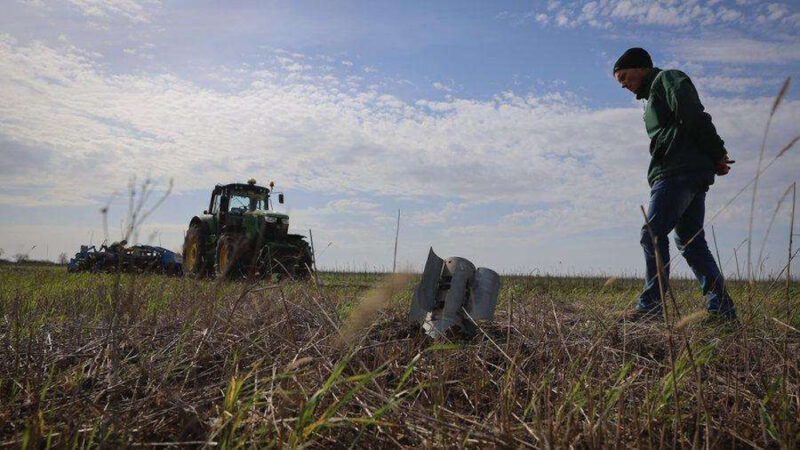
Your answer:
[182,179,314,280]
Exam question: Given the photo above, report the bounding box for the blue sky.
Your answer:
[1,0,799,277]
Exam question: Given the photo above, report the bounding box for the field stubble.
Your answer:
[1,266,798,448]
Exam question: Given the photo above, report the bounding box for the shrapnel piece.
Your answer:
[409,247,444,321]
[469,267,501,321]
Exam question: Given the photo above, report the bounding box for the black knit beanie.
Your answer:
[613,48,653,74]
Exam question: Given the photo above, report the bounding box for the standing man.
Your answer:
[613,47,737,322]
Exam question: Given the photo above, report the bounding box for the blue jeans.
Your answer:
[637,173,736,318]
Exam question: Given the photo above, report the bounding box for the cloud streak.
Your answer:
[504,0,799,30]
[678,37,800,64]
[64,0,161,23]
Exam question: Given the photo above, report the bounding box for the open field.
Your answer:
[1,265,798,448]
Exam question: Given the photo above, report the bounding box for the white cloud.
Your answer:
[64,0,161,23]
[639,3,689,26]
[506,0,799,31]
[766,3,788,20]
[695,75,773,93]
[326,199,380,213]
[284,62,311,72]
[2,36,797,206]
[786,13,800,26]
[716,6,742,22]
[678,37,800,64]
[554,11,571,26]
[432,81,452,92]
[409,201,472,225]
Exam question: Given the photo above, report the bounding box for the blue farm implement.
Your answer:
[68,241,182,275]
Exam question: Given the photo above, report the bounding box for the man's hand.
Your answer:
[716,155,735,176]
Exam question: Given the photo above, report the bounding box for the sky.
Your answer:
[1,0,799,278]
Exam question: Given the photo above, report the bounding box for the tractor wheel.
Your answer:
[216,234,246,279]
[285,236,314,280]
[183,224,207,277]
[296,243,314,280]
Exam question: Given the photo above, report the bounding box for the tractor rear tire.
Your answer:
[183,224,207,277]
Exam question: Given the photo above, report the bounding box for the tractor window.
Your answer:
[230,192,268,213]
[249,196,267,211]
[210,194,221,214]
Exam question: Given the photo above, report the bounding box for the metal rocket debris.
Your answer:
[409,247,501,338]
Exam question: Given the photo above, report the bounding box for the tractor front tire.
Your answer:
[296,243,314,280]
[183,225,207,277]
[216,234,246,280]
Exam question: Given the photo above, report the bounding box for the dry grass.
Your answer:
[1,266,798,448]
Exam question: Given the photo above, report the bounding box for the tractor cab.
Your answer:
[205,179,288,235]
[206,179,282,217]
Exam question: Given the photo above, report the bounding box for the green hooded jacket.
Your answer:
[637,68,727,186]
